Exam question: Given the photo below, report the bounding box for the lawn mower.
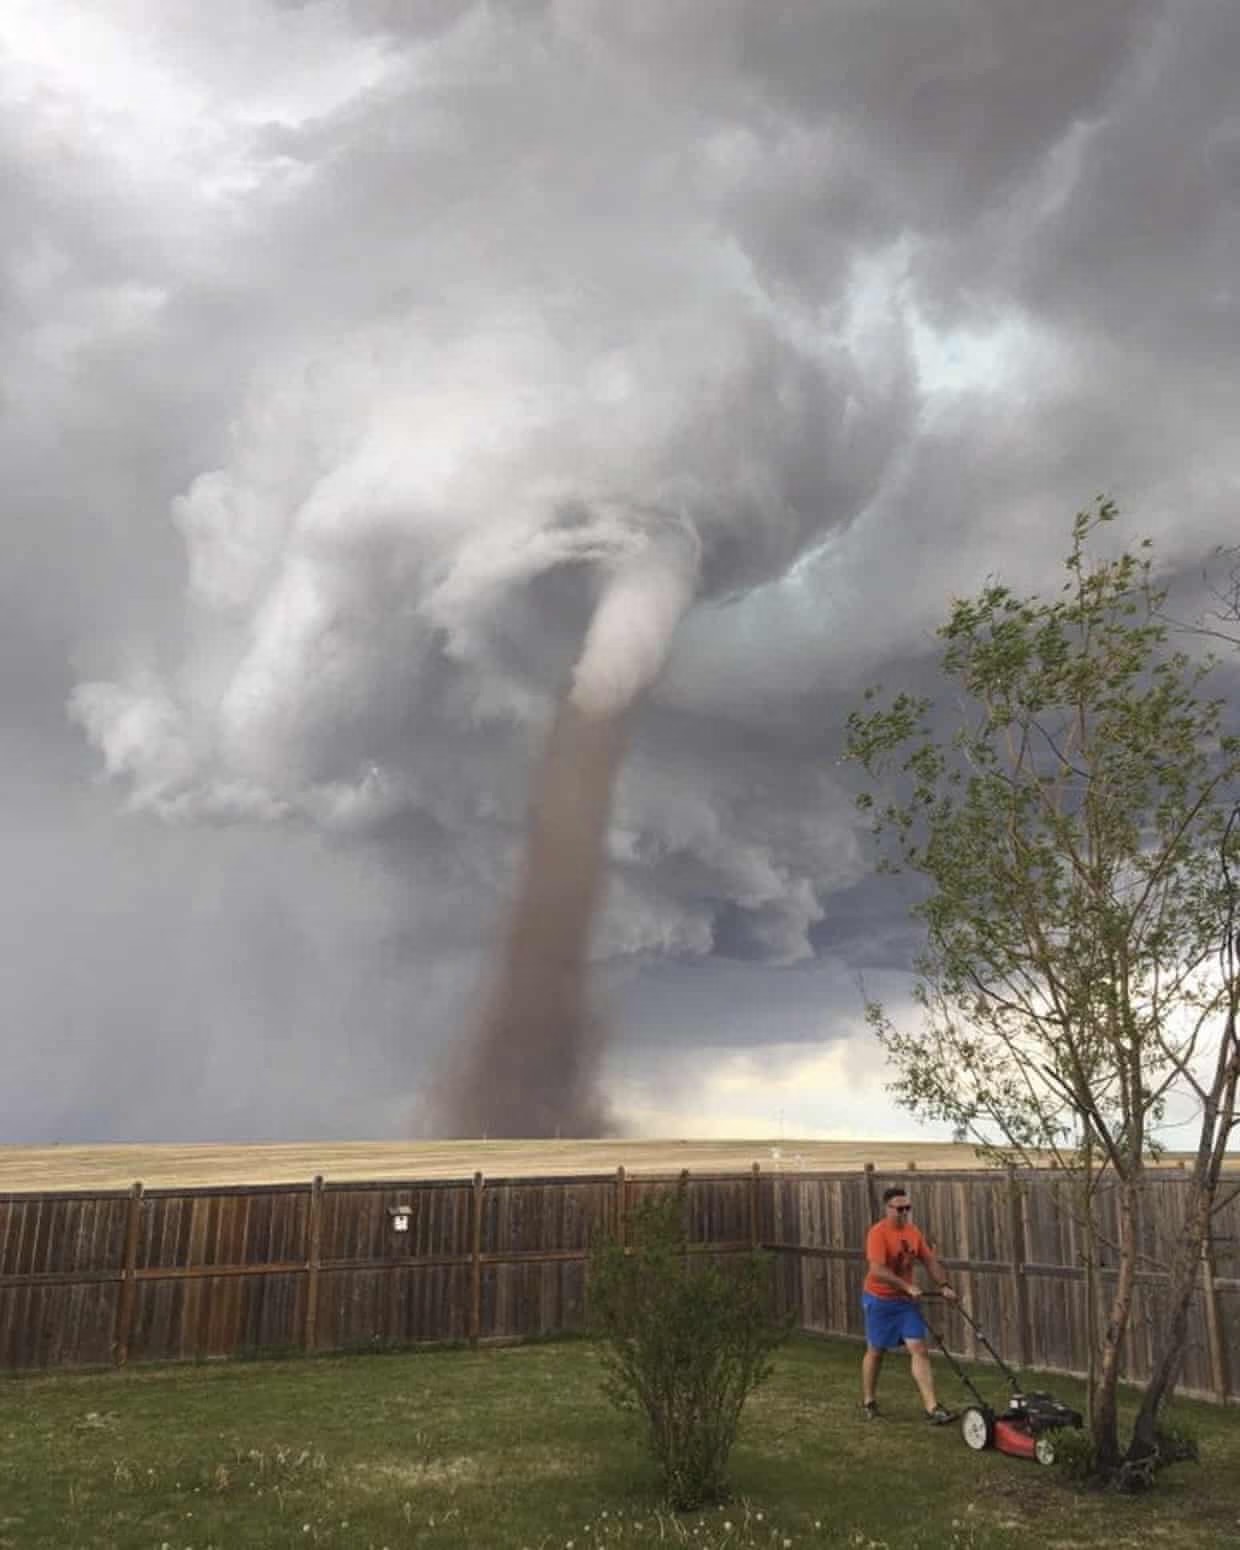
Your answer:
[924,1298,1083,1465]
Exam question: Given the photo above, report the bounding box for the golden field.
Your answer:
[1,1138,1229,1192]
[2,1137,999,1191]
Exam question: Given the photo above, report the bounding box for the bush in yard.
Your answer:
[587,1183,793,1511]
[1053,1416,1199,1491]
[1050,1425,1100,1484]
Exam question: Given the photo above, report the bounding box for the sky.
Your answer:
[3,0,1238,1146]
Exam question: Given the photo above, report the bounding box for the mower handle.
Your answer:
[923,1293,1024,1392]
[919,1310,991,1413]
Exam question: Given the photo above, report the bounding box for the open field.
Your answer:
[2,1138,1234,1193]
[2,1333,1237,1550]
[0,1138,1002,1192]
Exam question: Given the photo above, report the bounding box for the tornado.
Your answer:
[436,527,698,1138]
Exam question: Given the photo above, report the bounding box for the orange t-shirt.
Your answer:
[864,1219,931,1299]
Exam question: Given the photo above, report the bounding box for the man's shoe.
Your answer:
[862,1400,880,1421]
[924,1405,954,1425]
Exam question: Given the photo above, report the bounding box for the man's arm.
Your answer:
[867,1257,919,1298]
[920,1245,957,1300]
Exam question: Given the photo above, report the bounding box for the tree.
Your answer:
[845,500,1240,1474]
[587,1183,791,1509]
[1176,542,1240,652]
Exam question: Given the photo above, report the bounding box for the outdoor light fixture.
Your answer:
[387,1203,413,1233]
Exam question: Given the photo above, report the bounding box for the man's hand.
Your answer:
[940,1284,958,1302]
[906,1283,921,1299]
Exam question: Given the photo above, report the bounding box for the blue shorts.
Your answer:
[862,1292,928,1350]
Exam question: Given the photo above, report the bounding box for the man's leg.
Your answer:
[905,1339,939,1412]
[862,1345,884,1405]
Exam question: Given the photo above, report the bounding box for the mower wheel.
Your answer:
[961,1406,994,1451]
[1034,1433,1057,1467]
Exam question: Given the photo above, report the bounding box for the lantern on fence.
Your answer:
[388,1203,413,1233]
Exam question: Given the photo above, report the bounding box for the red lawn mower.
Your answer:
[926,1300,1083,1465]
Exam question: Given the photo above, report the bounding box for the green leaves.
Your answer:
[845,499,1240,1174]
[586,1187,791,1511]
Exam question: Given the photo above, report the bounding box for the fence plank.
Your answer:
[1007,1167,1032,1369]
[863,1162,878,1223]
[304,1175,323,1354]
[470,1172,483,1350]
[1201,1226,1230,1405]
[615,1166,626,1248]
[955,1178,976,1359]
[112,1181,143,1367]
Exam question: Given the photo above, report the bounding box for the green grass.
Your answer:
[1,1335,1237,1550]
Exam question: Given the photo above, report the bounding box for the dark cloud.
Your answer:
[2,0,1237,1141]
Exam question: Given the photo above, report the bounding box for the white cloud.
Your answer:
[609,1029,955,1144]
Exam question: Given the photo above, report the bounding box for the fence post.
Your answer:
[1006,1166,1032,1369]
[751,1161,761,1249]
[863,1162,878,1223]
[304,1175,323,1354]
[113,1181,143,1367]
[470,1171,484,1349]
[615,1166,626,1248]
[1201,1226,1230,1406]
[956,1179,976,1360]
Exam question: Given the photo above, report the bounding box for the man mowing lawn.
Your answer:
[861,1184,957,1424]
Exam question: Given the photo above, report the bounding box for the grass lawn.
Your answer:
[1,1335,1237,1550]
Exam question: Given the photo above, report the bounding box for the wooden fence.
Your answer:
[2,1165,1237,1403]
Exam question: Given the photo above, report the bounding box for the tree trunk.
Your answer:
[1129,1000,1239,1460]
[1084,1247,1098,1429]
[1091,1178,1140,1469]
[1127,1182,1214,1460]
[1079,1132,1100,1430]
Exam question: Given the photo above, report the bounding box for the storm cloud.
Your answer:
[3,0,1238,1142]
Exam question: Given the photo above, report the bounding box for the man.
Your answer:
[861,1184,956,1422]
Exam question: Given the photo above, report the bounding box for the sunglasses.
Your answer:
[890,1204,912,1213]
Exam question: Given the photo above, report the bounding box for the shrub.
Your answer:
[587,1184,793,1510]
[1055,1414,1201,1494]
[1049,1425,1100,1483]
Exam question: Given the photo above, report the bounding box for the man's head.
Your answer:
[882,1185,911,1222]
